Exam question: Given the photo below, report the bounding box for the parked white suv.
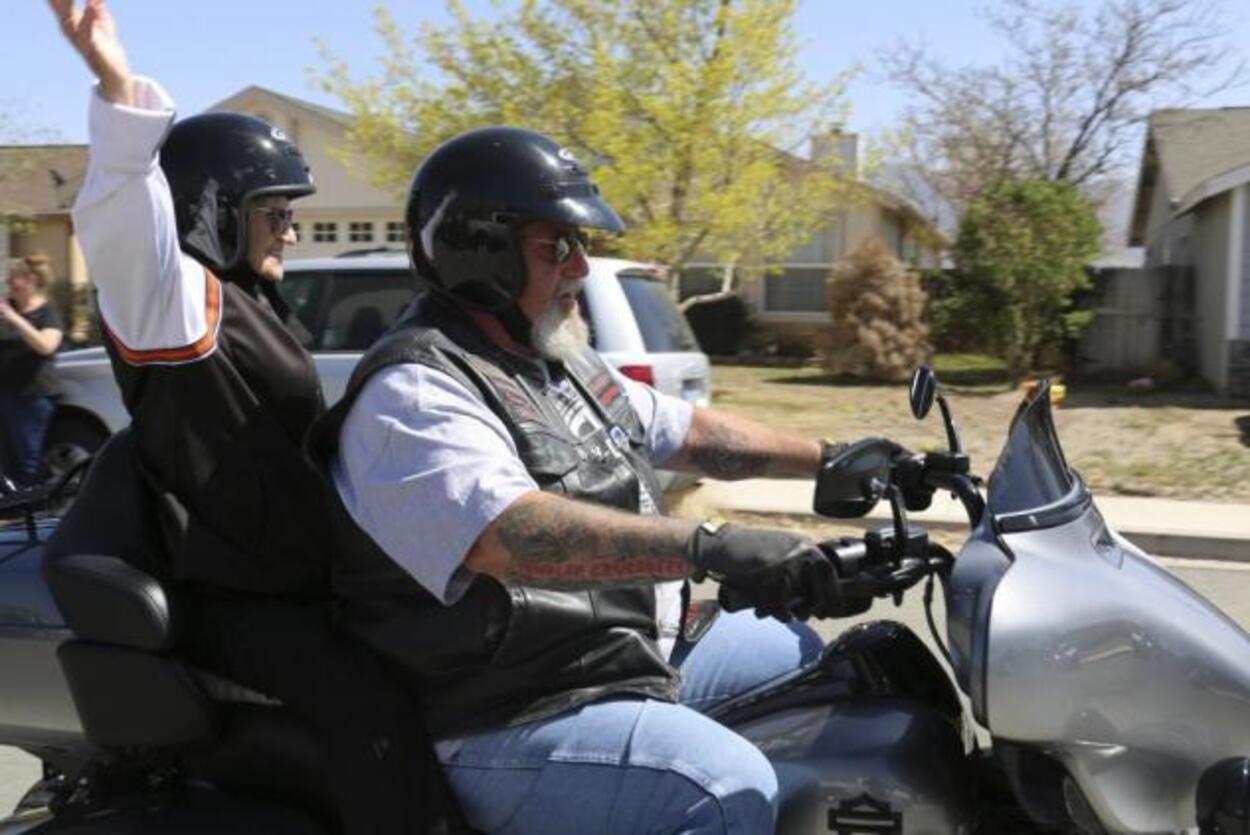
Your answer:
[46,254,710,485]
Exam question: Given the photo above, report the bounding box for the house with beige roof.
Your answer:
[207,86,406,260]
[3,87,939,357]
[1129,107,1250,396]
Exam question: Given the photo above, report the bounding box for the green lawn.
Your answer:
[707,363,1250,502]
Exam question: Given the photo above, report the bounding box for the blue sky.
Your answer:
[4,0,1248,146]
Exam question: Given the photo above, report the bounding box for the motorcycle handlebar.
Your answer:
[819,539,948,602]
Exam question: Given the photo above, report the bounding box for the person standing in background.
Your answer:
[0,254,64,488]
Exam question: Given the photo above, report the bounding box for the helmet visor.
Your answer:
[550,188,625,234]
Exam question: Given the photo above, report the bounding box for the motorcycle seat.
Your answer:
[41,430,339,830]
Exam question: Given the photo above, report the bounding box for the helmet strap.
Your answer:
[498,302,533,348]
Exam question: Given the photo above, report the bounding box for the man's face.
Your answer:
[516,220,591,362]
[245,195,297,282]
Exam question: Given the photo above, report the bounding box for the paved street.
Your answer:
[4,555,1250,816]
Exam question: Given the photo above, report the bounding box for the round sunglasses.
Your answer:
[252,206,296,236]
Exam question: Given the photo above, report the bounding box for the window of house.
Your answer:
[757,224,841,314]
[881,215,906,258]
[763,267,828,313]
[677,266,725,301]
[313,222,338,243]
[291,221,302,240]
[787,227,837,264]
[348,222,374,243]
[386,221,405,243]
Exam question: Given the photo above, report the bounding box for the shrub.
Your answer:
[954,179,1101,375]
[823,238,932,381]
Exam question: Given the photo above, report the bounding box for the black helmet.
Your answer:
[160,112,315,272]
[405,126,623,310]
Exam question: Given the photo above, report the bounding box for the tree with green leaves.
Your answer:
[953,179,1101,375]
[315,0,856,294]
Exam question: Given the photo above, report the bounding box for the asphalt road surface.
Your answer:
[3,556,1250,817]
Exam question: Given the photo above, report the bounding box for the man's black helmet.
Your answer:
[160,112,315,272]
[405,126,623,310]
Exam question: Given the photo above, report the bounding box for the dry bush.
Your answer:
[823,239,931,381]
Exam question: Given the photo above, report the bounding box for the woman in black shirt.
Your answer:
[0,255,64,487]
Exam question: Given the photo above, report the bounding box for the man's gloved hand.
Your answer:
[816,437,922,517]
[685,522,871,622]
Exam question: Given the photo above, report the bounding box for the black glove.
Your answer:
[685,522,869,622]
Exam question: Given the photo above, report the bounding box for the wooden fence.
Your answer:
[1077,266,1194,375]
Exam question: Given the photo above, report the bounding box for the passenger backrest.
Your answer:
[44,429,164,580]
[42,430,217,749]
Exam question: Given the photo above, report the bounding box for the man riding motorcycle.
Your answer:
[310,126,873,833]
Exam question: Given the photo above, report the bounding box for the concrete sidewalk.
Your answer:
[689,479,1250,561]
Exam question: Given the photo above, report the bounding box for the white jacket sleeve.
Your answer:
[71,77,218,362]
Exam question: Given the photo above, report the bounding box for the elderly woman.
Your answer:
[0,254,64,487]
[47,1,465,831]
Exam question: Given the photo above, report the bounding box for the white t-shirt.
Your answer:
[332,359,694,656]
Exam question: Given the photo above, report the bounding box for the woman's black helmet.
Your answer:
[405,126,623,310]
[159,112,315,272]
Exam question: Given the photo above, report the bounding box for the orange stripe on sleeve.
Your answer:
[105,270,223,366]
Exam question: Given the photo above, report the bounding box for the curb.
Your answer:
[711,506,1250,563]
[682,481,1250,564]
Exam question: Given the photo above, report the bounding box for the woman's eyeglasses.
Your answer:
[253,207,296,237]
[525,231,588,264]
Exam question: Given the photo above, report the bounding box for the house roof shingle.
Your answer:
[1148,107,1250,205]
[1128,106,1250,244]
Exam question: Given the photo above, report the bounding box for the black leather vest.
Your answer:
[310,297,680,737]
[105,273,332,597]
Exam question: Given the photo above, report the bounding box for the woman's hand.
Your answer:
[0,300,63,356]
[48,0,133,106]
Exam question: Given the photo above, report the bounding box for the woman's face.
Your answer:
[245,195,297,282]
[7,268,34,303]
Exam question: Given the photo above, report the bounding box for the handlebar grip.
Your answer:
[821,540,867,573]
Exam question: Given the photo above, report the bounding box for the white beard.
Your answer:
[531,287,590,363]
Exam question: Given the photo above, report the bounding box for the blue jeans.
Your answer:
[0,394,55,486]
[436,610,823,834]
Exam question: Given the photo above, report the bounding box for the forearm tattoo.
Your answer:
[496,499,692,591]
[687,422,771,479]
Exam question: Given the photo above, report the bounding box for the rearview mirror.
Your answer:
[909,366,937,420]
[813,437,897,518]
[1197,757,1250,835]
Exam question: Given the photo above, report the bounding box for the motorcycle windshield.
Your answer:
[986,381,1077,517]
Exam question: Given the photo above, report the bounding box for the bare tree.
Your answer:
[883,0,1247,215]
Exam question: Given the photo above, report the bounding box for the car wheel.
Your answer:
[43,414,109,482]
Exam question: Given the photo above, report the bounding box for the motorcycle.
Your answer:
[0,367,1248,834]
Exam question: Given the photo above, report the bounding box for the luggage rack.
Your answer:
[0,457,92,538]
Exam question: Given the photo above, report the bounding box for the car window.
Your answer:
[276,270,329,349]
[617,273,700,352]
[318,270,417,351]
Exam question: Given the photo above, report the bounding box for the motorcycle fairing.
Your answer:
[967,383,1250,832]
[989,504,1250,832]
